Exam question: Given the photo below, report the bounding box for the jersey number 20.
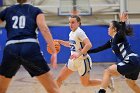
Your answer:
[12,16,26,29]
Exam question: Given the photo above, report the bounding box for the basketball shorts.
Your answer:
[66,55,92,76]
[0,42,50,78]
[117,56,140,80]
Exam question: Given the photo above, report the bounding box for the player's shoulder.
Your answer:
[1,5,16,13]
[76,27,85,34]
[27,4,39,9]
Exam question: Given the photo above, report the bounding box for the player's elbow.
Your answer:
[38,24,50,34]
[37,14,49,33]
[39,26,48,32]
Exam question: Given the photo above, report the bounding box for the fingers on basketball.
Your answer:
[47,40,61,54]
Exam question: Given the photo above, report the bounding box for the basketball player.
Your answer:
[56,15,102,88]
[0,0,60,93]
[88,12,140,93]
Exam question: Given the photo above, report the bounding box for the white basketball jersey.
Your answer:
[69,27,88,55]
[67,27,92,76]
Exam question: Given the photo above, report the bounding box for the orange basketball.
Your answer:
[47,40,60,54]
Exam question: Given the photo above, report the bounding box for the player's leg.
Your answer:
[108,77,115,92]
[126,79,140,93]
[21,43,61,93]
[120,57,140,93]
[0,76,12,93]
[23,58,60,93]
[0,45,21,93]
[80,73,101,87]
[125,69,140,93]
[36,71,60,93]
[79,57,101,87]
[124,56,140,93]
[56,65,74,87]
[22,59,61,93]
[98,64,120,93]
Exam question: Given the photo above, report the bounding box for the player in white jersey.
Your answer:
[56,15,101,88]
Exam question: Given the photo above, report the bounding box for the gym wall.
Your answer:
[0,25,140,63]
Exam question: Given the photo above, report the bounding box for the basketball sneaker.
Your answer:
[97,89,106,93]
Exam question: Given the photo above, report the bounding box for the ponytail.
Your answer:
[125,25,133,36]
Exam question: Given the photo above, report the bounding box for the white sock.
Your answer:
[100,87,106,90]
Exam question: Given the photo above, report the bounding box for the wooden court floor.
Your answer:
[6,63,140,93]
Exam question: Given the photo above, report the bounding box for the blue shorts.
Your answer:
[117,56,140,80]
[0,42,50,78]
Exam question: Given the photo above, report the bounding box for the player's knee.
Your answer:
[56,76,65,85]
[104,69,111,75]
[57,76,64,82]
[56,77,64,88]
[104,68,115,77]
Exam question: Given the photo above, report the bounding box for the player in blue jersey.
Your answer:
[0,0,60,93]
[88,12,140,93]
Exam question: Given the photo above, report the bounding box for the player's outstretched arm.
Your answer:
[56,40,70,47]
[36,13,57,69]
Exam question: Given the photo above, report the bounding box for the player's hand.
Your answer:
[50,53,58,69]
[70,52,81,60]
[119,12,128,22]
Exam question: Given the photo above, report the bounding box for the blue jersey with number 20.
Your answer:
[0,3,43,40]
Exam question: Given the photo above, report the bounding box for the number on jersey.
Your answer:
[12,16,26,29]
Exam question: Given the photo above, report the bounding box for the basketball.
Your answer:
[47,40,60,54]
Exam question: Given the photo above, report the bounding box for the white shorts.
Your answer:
[66,55,92,76]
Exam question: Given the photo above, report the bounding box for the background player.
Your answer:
[0,0,60,93]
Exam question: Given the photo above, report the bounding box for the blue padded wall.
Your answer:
[0,0,3,6]
[0,25,140,63]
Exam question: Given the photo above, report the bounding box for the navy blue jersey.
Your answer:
[88,22,135,61]
[0,3,43,40]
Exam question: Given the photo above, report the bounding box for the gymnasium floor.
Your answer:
[6,63,140,93]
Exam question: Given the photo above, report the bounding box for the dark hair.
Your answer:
[17,0,27,4]
[111,21,133,36]
[70,15,81,26]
